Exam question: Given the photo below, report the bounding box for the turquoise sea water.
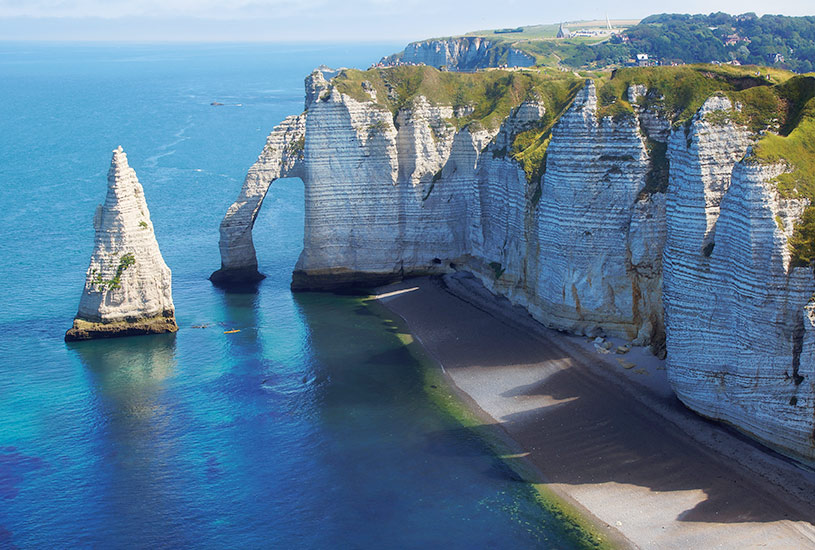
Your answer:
[0,43,585,548]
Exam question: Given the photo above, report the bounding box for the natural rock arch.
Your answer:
[210,114,306,286]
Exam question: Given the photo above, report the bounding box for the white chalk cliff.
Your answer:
[66,147,176,341]
[211,114,306,284]
[215,68,815,463]
[663,97,815,461]
[380,37,535,70]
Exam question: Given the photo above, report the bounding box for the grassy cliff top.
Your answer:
[749,75,815,265]
[594,64,796,123]
[331,65,815,263]
[331,66,584,130]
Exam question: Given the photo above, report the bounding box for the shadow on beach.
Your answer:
[381,276,815,530]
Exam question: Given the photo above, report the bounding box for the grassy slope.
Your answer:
[594,64,794,123]
[751,75,815,265]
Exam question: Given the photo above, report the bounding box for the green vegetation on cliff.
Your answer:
[750,75,815,265]
[90,253,136,291]
[594,64,793,124]
[335,65,815,264]
[333,65,583,131]
[332,66,584,185]
[393,14,815,72]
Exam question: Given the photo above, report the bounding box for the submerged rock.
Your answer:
[65,147,177,341]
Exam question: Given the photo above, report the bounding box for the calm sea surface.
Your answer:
[0,43,586,548]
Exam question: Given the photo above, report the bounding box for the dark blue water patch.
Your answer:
[0,42,591,549]
[0,447,45,500]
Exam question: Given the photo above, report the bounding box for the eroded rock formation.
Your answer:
[664,97,815,460]
[211,114,306,285]
[66,147,177,341]
[215,66,815,463]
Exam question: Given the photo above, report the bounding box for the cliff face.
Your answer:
[219,69,667,342]
[66,147,176,341]
[664,97,815,461]
[471,82,667,345]
[292,87,478,289]
[215,66,815,463]
[380,37,535,70]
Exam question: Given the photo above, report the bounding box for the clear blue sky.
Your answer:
[0,0,812,42]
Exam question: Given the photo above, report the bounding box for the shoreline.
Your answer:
[373,274,815,549]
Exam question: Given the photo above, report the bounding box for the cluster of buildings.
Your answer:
[556,17,616,39]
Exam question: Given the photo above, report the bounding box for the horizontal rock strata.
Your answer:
[66,147,177,341]
[211,114,306,287]
[664,97,815,461]
[216,67,815,463]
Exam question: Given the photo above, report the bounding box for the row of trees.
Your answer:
[555,13,815,72]
[621,13,815,73]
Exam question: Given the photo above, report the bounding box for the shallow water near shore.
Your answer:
[0,43,593,548]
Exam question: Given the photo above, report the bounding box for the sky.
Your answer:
[0,0,812,42]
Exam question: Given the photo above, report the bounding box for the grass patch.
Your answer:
[749,75,815,266]
[593,64,794,124]
[488,261,506,279]
[509,79,585,184]
[284,135,306,157]
[90,253,136,291]
[332,65,583,131]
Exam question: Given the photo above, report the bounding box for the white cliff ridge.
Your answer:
[66,147,177,341]
[380,37,534,70]
[215,67,815,464]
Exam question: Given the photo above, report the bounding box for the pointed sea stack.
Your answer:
[65,147,177,341]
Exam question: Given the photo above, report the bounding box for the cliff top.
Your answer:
[385,13,815,72]
[332,65,584,131]
[593,64,795,123]
[331,64,815,262]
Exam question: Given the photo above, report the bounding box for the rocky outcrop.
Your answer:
[66,147,177,341]
[380,37,535,70]
[291,87,471,290]
[218,73,667,343]
[663,97,815,461]
[469,82,667,344]
[210,114,306,286]
[216,67,815,463]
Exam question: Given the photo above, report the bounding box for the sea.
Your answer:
[0,42,589,549]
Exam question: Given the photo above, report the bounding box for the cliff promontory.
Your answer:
[66,147,177,341]
[380,37,535,70]
[215,64,815,464]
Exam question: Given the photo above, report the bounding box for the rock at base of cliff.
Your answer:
[65,310,178,342]
[209,266,266,289]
